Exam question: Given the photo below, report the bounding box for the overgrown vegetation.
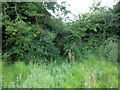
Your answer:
[2,55,118,88]
[2,1,119,88]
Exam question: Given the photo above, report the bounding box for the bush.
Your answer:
[97,36,118,61]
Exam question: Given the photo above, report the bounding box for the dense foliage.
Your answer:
[2,1,119,63]
[2,2,69,63]
[2,1,119,88]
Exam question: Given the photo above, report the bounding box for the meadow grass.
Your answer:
[2,61,30,88]
[2,55,118,88]
[0,59,2,89]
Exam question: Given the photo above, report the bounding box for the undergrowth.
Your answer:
[2,61,30,88]
[2,55,118,88]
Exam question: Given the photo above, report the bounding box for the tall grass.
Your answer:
[0,58,2,89]
[2,61,31,88]
[2,54,117,88]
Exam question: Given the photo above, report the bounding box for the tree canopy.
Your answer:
[2,1,120,63]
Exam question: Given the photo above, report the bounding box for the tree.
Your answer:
[2,2,69,63]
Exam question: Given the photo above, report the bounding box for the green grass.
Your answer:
[0,59,2,89]
[2,55,118,88]
[2,61,31,88]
